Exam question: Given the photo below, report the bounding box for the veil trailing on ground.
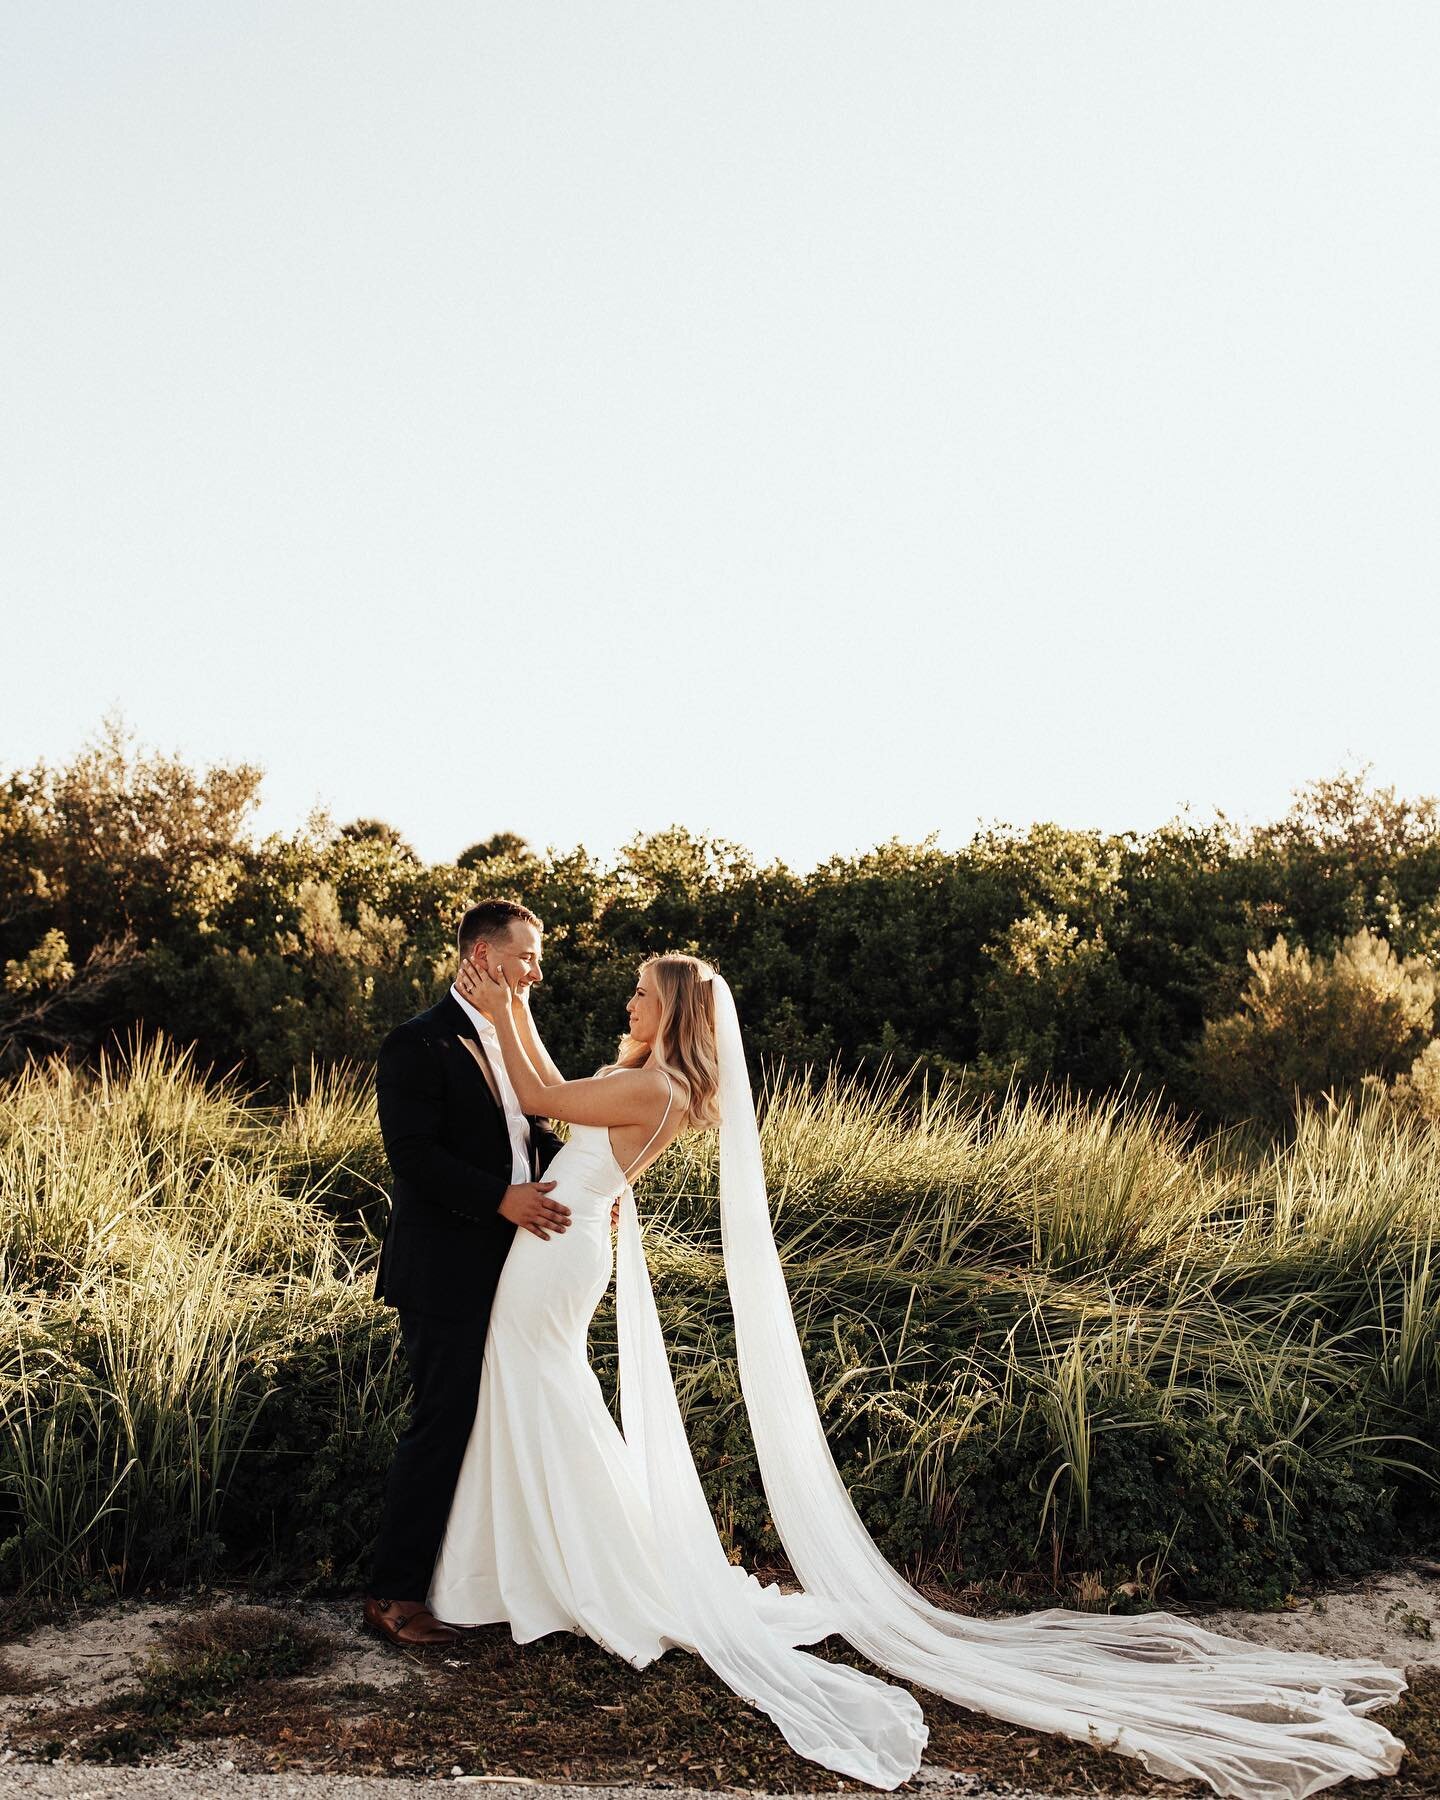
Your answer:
[613,1068,928,1784]
[690,970,1406,1800]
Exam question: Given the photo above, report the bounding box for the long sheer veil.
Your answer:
[691,971,1406,1800]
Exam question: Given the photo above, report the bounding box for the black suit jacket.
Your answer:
[373,992,564,1321]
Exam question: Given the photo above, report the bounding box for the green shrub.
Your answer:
[1194,928,1438,1132]
[8,727,1440,1134]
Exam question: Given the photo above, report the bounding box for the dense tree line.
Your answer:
[5,719,1440,1128]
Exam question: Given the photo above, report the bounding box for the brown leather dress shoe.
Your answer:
[363,1595,462,1647]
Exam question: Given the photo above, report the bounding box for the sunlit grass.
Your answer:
[1,1039,1436,1599]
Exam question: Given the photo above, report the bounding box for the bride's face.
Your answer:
[625,970,663,1047]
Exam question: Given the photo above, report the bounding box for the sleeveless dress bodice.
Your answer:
[541,1122,633,1217]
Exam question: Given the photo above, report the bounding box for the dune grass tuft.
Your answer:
[1,1040,1436,1603]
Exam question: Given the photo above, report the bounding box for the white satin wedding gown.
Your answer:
[430,1089,922,1780]
[428,979,1407,1798]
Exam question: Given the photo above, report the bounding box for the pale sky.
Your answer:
[4,3,1438,869]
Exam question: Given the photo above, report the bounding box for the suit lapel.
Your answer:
[430,990,541,1177]
[431,992,506,1125]
[459,1035,504,1110]
[434,990,479,1043]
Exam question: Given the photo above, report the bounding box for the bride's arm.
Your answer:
[482,985,664,1127]
[511,988,565,1087]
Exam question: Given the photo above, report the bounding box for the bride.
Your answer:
[429,952,1406,1798]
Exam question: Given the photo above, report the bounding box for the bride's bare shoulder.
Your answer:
[594,1065,670,1097]
[614,1066,678,1122]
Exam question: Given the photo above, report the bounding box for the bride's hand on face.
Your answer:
[457,955,511,1020]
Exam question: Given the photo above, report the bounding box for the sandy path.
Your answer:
[1204,1564,1439,1673]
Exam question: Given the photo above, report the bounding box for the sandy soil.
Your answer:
[1203,1563,1440,1676]
[0,1597,408,1733]
[1,1565,1436,1794]
[4,1564,1435,1730]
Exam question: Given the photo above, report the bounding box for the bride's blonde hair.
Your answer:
[604,953,721,1131]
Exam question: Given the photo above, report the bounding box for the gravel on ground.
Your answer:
[0,1764,1078,1800]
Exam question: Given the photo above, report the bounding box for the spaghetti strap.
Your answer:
[619,1072,674,1183]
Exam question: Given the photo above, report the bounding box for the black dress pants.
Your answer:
[369,1304,494,1602]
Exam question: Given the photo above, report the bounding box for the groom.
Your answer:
[364,898,570,1647]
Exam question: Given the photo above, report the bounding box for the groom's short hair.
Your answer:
[457,899,542,959]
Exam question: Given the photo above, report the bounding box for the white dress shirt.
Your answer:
[451,984,533,1183]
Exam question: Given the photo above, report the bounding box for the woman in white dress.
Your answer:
[428,953,1406,1799]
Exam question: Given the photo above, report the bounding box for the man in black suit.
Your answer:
[364,898,570,1647]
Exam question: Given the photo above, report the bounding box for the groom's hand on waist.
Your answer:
[499,1180,570,1240]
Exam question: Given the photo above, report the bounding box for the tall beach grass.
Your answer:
[2,1040,1436,1603]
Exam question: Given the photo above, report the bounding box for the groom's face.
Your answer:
[470,921,544,991]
